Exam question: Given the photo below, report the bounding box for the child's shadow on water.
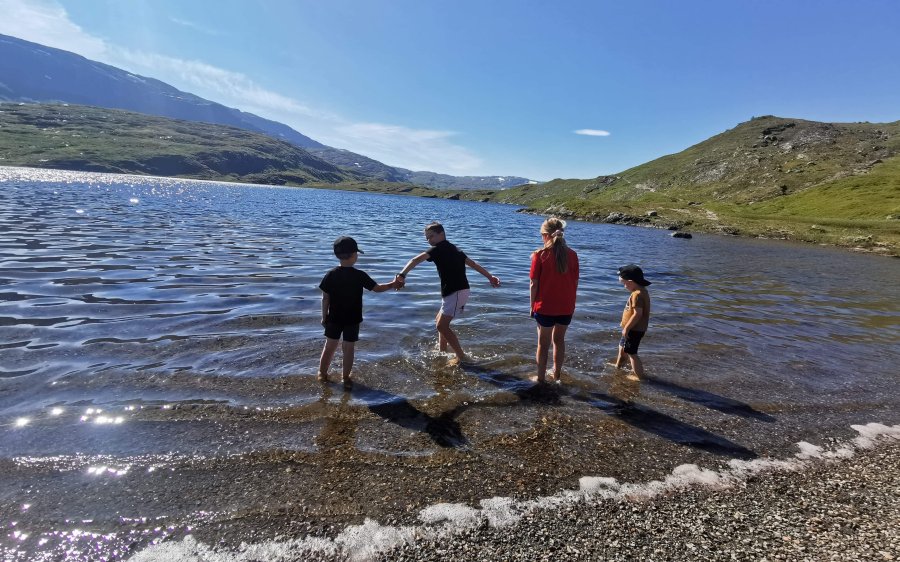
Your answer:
[642,375,776,422]
[462,364,757,459]
[346,382,469,449]
[577,389,758,459]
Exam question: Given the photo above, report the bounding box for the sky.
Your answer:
[1,0,899,181]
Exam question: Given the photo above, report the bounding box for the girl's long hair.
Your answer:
[539,217,569,273]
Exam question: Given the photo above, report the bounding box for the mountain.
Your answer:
[0,102,356,184]
[0,33,534,190]
[489,116,900,254]
[0,34,325,151]
[305,146,534,189]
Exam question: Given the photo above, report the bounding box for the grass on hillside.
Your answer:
[0,103,351,183]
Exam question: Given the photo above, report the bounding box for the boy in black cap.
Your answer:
[615,264,652,381]
[318,236,401,387]
[396,222,500,366]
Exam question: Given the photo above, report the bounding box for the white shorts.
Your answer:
[440,289,470,317]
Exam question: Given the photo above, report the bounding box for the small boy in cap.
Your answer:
[318,236,401,387]
[614,264,652,381]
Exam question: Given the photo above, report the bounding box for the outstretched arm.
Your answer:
[372,279,402,293]
[397,252,429,281]
[465,257,500,287]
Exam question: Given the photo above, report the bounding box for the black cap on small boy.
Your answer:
[618,264,651,286]
[333,236,364,256]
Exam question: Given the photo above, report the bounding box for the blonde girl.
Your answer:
[529,217,579,382]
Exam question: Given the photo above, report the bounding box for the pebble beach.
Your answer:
[379,438,899,562]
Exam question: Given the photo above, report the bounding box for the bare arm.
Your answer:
[321,291,329,324]
[465,257,501,287]
[371,279,401,293]
[398,252,429,278]
[622,307,643,335]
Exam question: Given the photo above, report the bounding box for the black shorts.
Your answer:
[323,321,360,342]
[532,312,573,327]
[620,330,645,355]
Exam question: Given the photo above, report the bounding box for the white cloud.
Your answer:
[0,0,486,175]
[574,129,611,137]
[332,123,483,174]
[169,17,220,36]
[0,0,107,58]
[109,49,326,120]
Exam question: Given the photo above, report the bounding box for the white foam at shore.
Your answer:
[128,422,900,562]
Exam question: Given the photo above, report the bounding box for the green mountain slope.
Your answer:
[0,102,358,185]
[489,116,900,254]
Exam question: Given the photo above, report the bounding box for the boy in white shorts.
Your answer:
[396,222,501,365]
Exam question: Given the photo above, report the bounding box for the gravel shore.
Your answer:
[380,440,899,562]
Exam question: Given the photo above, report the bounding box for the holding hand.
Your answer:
[488,275,501,287]
[394,274,406,289]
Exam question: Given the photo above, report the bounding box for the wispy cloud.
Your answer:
[334,123,483,174]
[0,0,107,58]
[0,0,486,175]
[169,17,221,36]
[574,129,611,137]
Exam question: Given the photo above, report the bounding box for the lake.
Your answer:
[1,166,898,561]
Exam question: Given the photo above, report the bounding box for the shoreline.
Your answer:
[121,424,900,562]
[2,165,897,257]
[380,434,900,562]
[508,206,900,258]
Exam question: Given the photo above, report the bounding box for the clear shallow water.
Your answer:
[1,167,898,560]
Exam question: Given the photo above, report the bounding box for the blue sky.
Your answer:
[2,0,899,181]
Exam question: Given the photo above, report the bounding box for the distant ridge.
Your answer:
[0,33,534,190]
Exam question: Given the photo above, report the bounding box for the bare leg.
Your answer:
[436,311,448,352]
[614,345,626,369]
[550,324,568,381]
[341,341,356,387]
[534,324,553,382]
[318,337,340,381]
[436,313,466,362]
[627,353,644,380]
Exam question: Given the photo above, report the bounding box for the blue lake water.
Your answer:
[1,166,898,560]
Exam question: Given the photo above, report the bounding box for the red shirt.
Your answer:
[530,247,579,315]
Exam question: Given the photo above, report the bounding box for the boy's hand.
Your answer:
[489,275,501,287]
[393,274,406,289]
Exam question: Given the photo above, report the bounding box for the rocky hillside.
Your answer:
[488,116,900,254]
[0,103,357,185]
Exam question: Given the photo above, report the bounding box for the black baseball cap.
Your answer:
[618,264,651,286]
[333,236,364,256]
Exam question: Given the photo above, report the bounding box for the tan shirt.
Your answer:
[620,288,650,332]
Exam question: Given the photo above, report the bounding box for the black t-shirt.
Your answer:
[319,266,377,324]
[426,240,469,297]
